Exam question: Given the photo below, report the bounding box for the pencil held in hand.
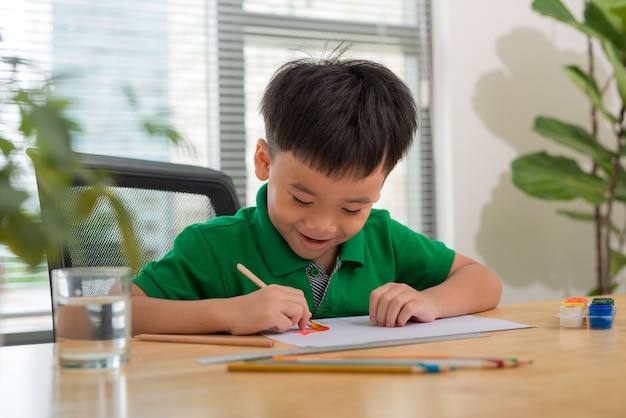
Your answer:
[236,263,329,331]
[237,263,267,289]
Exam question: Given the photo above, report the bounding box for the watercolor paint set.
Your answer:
[556,297,617,329]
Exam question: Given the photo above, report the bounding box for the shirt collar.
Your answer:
[254,183,365,277]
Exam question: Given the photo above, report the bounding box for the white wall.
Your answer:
[432,0,619,303]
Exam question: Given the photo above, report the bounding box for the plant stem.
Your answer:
[586,21,610,294]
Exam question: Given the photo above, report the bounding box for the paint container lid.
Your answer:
[562,297,587,311]
[564,297,587,303]
[591,297,614,305]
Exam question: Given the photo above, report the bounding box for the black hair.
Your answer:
[260,49,418,180]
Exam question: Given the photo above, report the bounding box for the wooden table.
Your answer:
[1,295,624,417]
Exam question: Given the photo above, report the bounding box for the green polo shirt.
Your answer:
[133,183,455,318]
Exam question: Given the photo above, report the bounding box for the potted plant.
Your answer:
[511,0,626,295]
[1,51,183,273]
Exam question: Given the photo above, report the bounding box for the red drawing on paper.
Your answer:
[293,326,330,336]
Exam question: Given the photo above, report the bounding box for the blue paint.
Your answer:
[588,304,614,330]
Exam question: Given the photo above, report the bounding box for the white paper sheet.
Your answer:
[262,315,534,348]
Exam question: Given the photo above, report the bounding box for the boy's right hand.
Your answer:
[224,285,311,335]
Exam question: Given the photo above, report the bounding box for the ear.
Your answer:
[254,139,271,181]
[372,175,388,203]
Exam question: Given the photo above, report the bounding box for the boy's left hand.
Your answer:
[369,283,437,327]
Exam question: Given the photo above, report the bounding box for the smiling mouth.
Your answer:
[301,233,330,244]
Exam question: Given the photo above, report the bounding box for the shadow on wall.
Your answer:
[472,27,601,296]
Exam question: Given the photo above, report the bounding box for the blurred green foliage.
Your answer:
[0,53,183,272]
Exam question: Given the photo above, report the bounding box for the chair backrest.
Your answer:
[36,152,241,277]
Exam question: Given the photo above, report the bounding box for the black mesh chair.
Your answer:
[36,152,241,277]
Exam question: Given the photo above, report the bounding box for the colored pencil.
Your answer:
[227,361,453,374]
[272,355,530,368]
[272,354,450,361]
[236,263,267,289]
[135,333,274,348]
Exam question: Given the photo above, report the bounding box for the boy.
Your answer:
[131,53,502,336]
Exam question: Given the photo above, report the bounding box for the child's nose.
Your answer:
[305,213,338,234]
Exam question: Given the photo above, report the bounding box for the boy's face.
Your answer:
[254,139,386,270]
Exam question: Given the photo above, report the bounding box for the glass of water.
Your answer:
[51,267,131,369]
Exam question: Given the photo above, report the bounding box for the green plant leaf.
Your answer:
[1,56,30,67]
[533,116,614,168]
[587,281,620,295]
[535,0,626,52]
[105,192,140,271]
[557,208,621,233]
[0,212,47,267]
[0,182,28,215]
[532,0,578,25]
[164,127,183,144]
[563,66,618,123]
[603,40,626,104]
[610,247,626,276]
[532,0,600,41]
[585,1,626,50]
[0,137,16,157]
[556,209,595,222]
[122,83,139,109]
[612,167,626,202]
[73,188,103,223]
[511,152,608,204]
[593,0,626,36]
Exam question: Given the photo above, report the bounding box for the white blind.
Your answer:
[230,0,434,235]
[2,0,434,232]
[2,0,210,161]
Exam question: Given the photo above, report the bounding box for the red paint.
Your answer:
[293,327,330,336]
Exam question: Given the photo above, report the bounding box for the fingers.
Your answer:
[370,283,410,327]
[297,311,313,330]
[270,308,311,333]
[229,285,311,335]
[268,287,311,332]
[370,283,435,327]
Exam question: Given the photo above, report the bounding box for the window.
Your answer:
[0,0,434,344]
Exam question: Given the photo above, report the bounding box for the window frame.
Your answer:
[0,0,435,345]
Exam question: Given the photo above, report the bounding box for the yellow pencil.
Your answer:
[227,362,453,374]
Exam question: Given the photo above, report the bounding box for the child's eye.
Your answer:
[292,195,312,206]
[343,208,361,216]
